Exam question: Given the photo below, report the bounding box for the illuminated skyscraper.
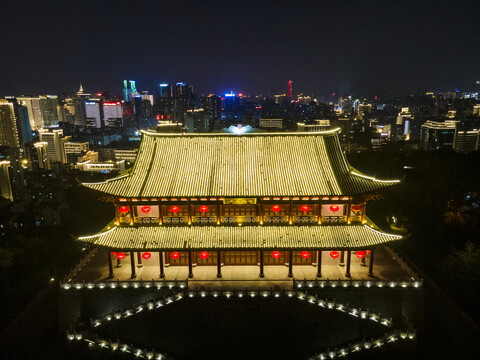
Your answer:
[38,128,68,163]
[288,80,293,98]
[17,96,42,129]
[0,160,13,201]
[123,80,136,102]
[0,99,20,148]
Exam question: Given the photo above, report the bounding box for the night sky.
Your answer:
[1,0,479,97]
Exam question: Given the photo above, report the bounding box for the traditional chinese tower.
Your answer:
[78,128,402,280]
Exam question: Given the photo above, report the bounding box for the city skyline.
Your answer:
[1,0,479,97]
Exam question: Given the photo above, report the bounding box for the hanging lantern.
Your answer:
[351,205,362,212]
[116,252,126,260]
[356,251,366,259]
[142,252,152,260]
[300,205,310,212]
[170,252,180,259]
[141,206,151,213]
[330,251,339,259]
[111,252,117,256]
[119,206,129,214]
[170,205,180,213]
[301,251,310,259]
[366,250,371,254]
[271,205,281,212]
[199,205,209,213]
[330,205,340,213]
[272,251,281,259]
[199,251,209,259]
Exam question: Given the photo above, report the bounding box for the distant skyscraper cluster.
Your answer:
[1,78,480,202]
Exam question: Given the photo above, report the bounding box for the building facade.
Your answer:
[79,128,402,279]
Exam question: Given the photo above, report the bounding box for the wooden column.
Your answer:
[288,251,293,278]
[159,251,165,278]
[187,199,192,225]
[114,205,120,225]
[347,198,352,224]
[116,258,122,267]
[216,200,221,225]
[130,251,136,278]
[361,202,367,223]
[259,251,264,278]
[129,202,134,225]
[158,204,163,225]
[345,250,351,277]
[216,251,222,278]
[318,198,323,224]
[360,256,366,266]
[368,249,375,277]
[289,199,293,224]
[107,251,114,278]
[316,251,322,278]
[137,252,143,267]
[188,251,193,278]
[260,199,264,224]
[339,251,345,266]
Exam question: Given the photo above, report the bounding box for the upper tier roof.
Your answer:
[82,129,399,197]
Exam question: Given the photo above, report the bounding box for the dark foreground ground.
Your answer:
[0,278,478,360]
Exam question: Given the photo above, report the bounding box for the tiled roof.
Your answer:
[82,129,399,197]
[78,224,402,250]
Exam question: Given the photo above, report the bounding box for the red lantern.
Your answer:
[330,251,339,259]
[356,251,366,259]
[300,205,310,212]
[271,205,281,212]
[170,252,180,259]
[142,252,152,260]
[119,206,129,214]
[199,251,209,259]
[116,252,126,260]
[111,252,117,256]
[351,205,362,212]
[301,251,310,259]
[199,205,209,213]
[272,251,281,259]
[330,205,340,213]
[141,206,151,213]
[366,250,371,254]
[170,205,180,213]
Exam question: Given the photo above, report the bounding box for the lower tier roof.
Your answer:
[78,224,402,250]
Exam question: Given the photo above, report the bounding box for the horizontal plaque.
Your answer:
[223,198,257,205]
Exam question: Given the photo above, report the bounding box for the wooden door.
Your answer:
[167,251,189,265]
[264,251,286,265]
[223,251,258,265]
[292,251,314,265]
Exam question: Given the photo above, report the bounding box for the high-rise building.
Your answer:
[202,95,222,131]
[16,96,59,128]
[38,128,68,163]
[64,142,90,163]
[0,160,13,201]
[17,96,43,129]
[0,99,20,149]
[420,120,456,150]
[159,83,169,98]
[39,95,59,127]
[123,80,136,102]
[288,80,293,98]
[103,102,123,127]
[85,100,102,128]
[396,107,413,141]
[34,142,51,170]
[454,130,480,152]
